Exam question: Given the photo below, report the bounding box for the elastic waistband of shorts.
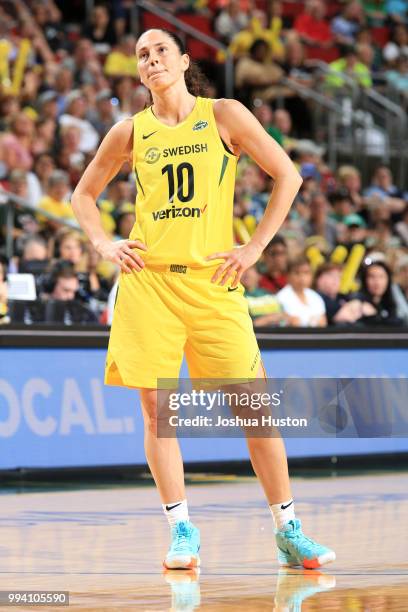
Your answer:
[144,263,219,279]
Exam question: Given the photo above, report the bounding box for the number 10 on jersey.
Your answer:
[162,163,194,203]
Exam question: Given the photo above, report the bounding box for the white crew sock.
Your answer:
[162,499,189,527]
[269,498,295,531]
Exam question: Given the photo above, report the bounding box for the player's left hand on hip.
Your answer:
[206,242,262,287]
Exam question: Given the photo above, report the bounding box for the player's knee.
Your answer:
[140,394,158,431]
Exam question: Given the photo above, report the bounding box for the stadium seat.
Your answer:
[282,1,305,18]
[370,26,390,48]
[179,14,216,61]
[306,45,340,63]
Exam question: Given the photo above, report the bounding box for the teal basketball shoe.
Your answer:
[275,519,336,569]
[163,520,201,570]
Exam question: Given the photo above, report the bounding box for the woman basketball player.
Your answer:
[72,29,335,570]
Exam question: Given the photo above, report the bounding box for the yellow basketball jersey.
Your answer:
[129,97,238,268]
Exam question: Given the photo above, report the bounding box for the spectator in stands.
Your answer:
[0,0,407,329]
[47,265,80,301]
[326,45,373,89]
[337,165,364,210]
[363,0,387,26]
[302,192,339,248]
[98,173,134,223]
[235,38,284,103]
[215,0,249,44]
[386,54,408,95]
[329,189,354,222]
[91,90,116,139]
[282,38,314,87]
[357,42,376,72]
[259,235,288,293]
[356,27,384,71]
[31,0,66,53]
[277,256,327,326]
[242,264,293,327]
[367,207,401,250]
[293,0,332,49]
[58,125,85,181]
[234,161,269,223]
[314,262,368,325]
[331,1,365,46]
[104,35,138,78]
[295,140,326,179]
[18,235,50,293]
[115,203,136,240]
[395,205,408,246]
[5,174,40,251]
[112,76,138,120]
[279,38,314,136]
[0,96,21,133]
[32,154,56,202]
[59,90,99,154]
[342,213,368,248]
[38,170,76,229]
[367,218,401,252]
[82,3,117,54]
[19,235,49,268]
[53,67,75,115]
[395,254,408,301]
[7,169,29,201]
[56,229,110,303]
[252,7,285,61]
[0,112,35,173]
[364,165,406,214]
[37,91,59,122]
[273,109,298,151]
[33,118,57,158]
[57,229,84,266]
[226,6,284,60]
[355,260,404,326]
[294,175,320,220]
[42,264,98,323]
[128,85,151,116]
[383,24,408,67]
[226,17,259,58]
[63,38,103,87]
[251,102,283,145]
[12,2,56,68]
[385,0,407,25]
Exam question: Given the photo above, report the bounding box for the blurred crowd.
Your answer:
[0,0,407,327]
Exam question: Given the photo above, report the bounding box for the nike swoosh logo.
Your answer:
[165,502,182,512]
[228,286,239,292]
[281,500,293,510]
[142,131,158,140]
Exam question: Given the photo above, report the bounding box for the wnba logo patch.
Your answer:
[145,147,161,164]
[192,120,208,131]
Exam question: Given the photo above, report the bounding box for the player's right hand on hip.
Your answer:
[97,239,147,273]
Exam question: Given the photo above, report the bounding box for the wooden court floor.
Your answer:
[0,471,407,611]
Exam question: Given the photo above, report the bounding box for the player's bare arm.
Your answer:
[71,119,147,274]
[207,99,303,287]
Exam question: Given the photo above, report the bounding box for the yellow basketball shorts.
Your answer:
[105,264,264,389]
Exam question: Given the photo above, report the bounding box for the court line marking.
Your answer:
[1,571,407,576]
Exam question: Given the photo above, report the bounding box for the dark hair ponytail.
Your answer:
[144,28,210,100]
